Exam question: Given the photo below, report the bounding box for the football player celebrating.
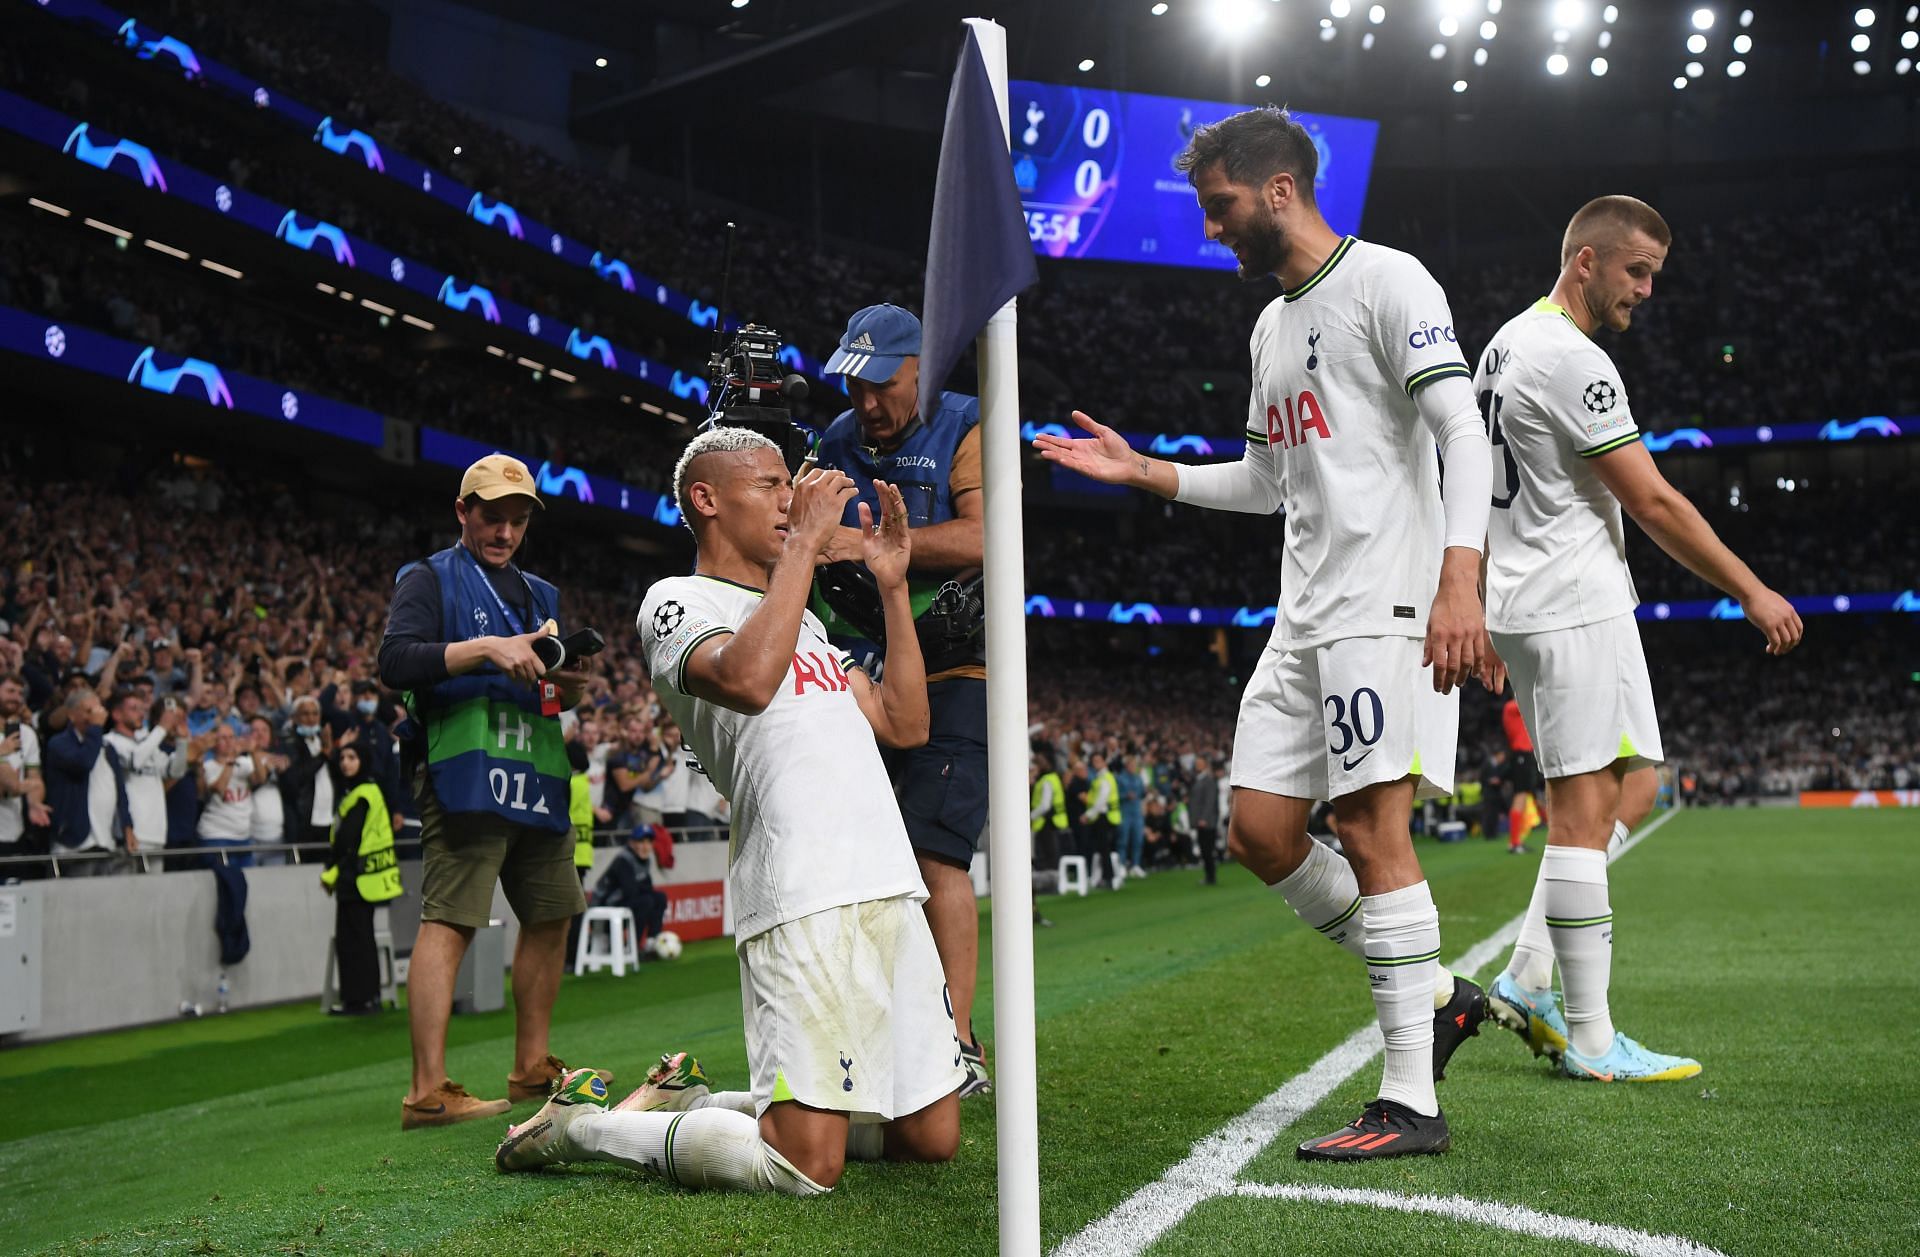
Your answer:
[495,427,964,1192]
[1038,106,1495,1161]
[1474,195,1802,1082]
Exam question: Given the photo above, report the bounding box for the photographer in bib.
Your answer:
[809,304,992,1097]
[378,454,604,1130]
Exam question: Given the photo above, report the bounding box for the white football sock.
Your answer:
[845,1122,885,1162]
[688,1090,758,1116]
[1504,855,1557,993]
[1273,838,1366,960]
[1605,818,1630,863]
[1276,842,1457,1008]
[568,1108,828,1195]
[1543,845,1615,1058]
[1363,881,1441,1117]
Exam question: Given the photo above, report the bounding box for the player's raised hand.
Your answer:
[858,479,913,590]
[787,467,859,556]
[1743,588,1804,656]
[1033,411,1149,486]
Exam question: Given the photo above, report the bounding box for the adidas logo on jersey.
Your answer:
[849,332,876,352]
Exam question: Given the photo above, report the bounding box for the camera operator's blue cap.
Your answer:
[825,304,920,384]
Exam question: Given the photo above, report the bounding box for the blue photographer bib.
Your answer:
[401,545,570,833]
[810,390,979,672]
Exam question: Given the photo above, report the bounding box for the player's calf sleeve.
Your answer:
[1363,882,1442,1117]
[1504,858,1557,992]
[1605,818,1630,863]
[1273,838,1366,961]
[568,1108,830,1196]
[1544,846,1614,1058]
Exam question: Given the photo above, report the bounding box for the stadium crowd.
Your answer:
[3,453,1912,880]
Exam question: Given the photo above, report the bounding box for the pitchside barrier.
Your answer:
[0,826,731,1045]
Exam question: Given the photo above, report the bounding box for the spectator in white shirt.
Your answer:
[199,723,266,865]
[104,690,172,864]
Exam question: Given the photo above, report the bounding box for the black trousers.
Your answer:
[1195,824,1218,884]
[334,895,380,1007]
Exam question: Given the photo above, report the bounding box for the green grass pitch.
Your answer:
[4,809,1917,1255]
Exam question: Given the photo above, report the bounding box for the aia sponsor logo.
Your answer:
[1266,389,1333,449]
[791,651,851,695]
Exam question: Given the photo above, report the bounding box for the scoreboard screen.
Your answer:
[1009,82,1379,271]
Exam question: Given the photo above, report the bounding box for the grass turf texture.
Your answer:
[4,810,1916,1255]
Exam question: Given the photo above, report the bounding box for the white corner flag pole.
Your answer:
[965,16,1041,1257]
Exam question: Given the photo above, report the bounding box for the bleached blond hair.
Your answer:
[672,426,781,522]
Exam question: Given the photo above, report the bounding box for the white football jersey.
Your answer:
[637,574,925,944]
[1236,237,1474,651]
[1474,298,1641,634]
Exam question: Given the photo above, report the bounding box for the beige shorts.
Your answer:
[739,896,965,1123]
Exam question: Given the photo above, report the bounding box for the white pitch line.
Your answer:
[1056,810,1682,1257]
[1230,1182,1727,1257]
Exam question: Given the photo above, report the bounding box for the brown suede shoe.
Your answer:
[507,1054,614,1105]
[401,1080,512,1131]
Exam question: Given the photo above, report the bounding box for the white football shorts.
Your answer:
[1230,635,1459,803]
[739,895,965,1123]
[1492,610,1664,781]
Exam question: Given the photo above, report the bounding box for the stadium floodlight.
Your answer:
[1728,58,1746,74]
[1330,0,1351,15]
[1208,0,1266,32]
[1439,16,1459,36]
[1453,78,1468,91]
[1603,3,1619,21]
[1364,31,1377,47]
[594,56,607,67]
[1255,72,1272,85]
[1688,33,1708,52]
[1553,28,1570,41]
[1488,0,1502,12]
[730,0,749,7]
[1692,8,1715,30]
[1078,57,1096,70]
[1591,55,1609,74]
[1552,0,1586,29]
[1742,7,1756,23]
[1906,30,1919,48]
[1473,44,1488,63]
[1151,2,1169,12]
[1855,7,1876,26]
[1853,57,1872,72]
[1899,55,1914,71]
[452,144,463,155]
[1734,32,1752,51]
[1322,16,1334,25]
[1481,20,1497,38]
[1599,29,1612,46]
[1369,4,1386,24]
[1431,41,1447,57]
[1852,33,1872,50]
[1911,5,1919,21]
[1547,51,1569,73]
[1686,59,1703,75]
[1320,23,1338,38]
[1673,74,1687,87]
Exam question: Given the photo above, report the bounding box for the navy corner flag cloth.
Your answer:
[918,24,1039,424]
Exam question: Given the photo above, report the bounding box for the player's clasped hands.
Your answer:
[1742,588,1804,656]
[858,479,913,589]
[788,466,859,556]
[1032,411,1144,485]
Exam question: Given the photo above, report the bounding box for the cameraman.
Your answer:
[378,454,593,1130]
[810,304,990,1096]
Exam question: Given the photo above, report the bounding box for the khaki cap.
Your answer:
[459,453,543,506]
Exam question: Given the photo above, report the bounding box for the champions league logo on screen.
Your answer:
[62,124,167,191]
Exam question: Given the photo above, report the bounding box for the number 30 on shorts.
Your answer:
[1324,687,1384,756]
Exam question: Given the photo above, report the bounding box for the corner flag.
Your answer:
[918,23,1038,422]
[925,19,1042,1256]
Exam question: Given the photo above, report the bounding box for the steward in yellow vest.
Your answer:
[320,746,399,1015]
